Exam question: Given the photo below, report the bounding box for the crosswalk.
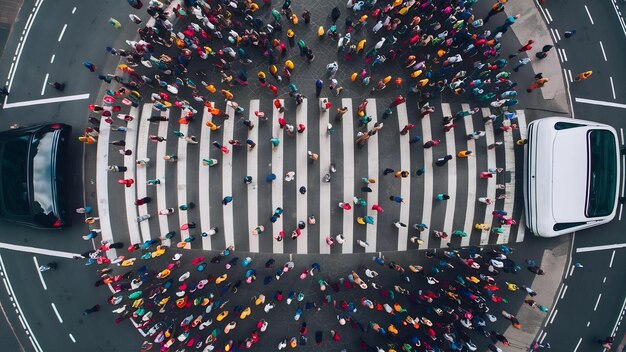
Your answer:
[95,97,528,255]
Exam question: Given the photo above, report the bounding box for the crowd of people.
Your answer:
[73,0,566,350]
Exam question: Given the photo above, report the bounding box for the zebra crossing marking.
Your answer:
[319,98,332,254]
[441,103,457,248]
[481,108,496,245]
[271,100,284,253]
[155,112,170,242]
[497,112,517,244]
[461,103,477,247]
[295,98,308,254]
[396,102,411,251]
[247,100,260,253]
[420,104,434,249]
[177,118,190,247]
[136,104,153,243]
[96,118,116,258]
[341,98,355,254]
[124,106,143,246]
[222,104,236,248]
[365,99,379,253]
[199,107,212,250]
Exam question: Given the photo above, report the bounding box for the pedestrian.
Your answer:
[435,155,453,166]
[399,124,415,135]
[423,139,440,148]
[222,196,233,205]
[513,58,531,72]
[457,150,472,158]
[527,77,549,92]
[163,155,177,162]
[574,71,593,81]
[564,30,576,38]
[0,86,9,97]
[83,61,97,72]
[436,193,450,201]
[108,17,122,29]
[315,79,323,97]
[484,0,507,23]
[118,179,134,187]
[146,179,160,185]
[83,304,101,315]
[509,40,534,58]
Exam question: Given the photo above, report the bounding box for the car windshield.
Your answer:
[586,130,617,217]
[1,135,31,215]
[31,129,58,217]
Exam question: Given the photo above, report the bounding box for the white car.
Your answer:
[525,117,620,237]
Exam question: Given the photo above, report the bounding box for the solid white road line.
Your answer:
[341,98,355,254]
[124,106,142,246]
[177,120,190,246]
[365,99,379,253]
[223,104,236,249]
[516,110,528,242]
[497,113,516,244]
[51,303,63,323]
[295,99,308,254]
[136,104,153,243]
[441,103,456,248]
[319,98,332,254]
[2,93,90,109]
[461,104,476,247]
[576,242,626,252]
[599,41,608,61]
[396,102,410,250]
[96,120,116,258]
[481,108,496,245]
[0,242,80,258]
[420,104,433,249]
[32,257,47,290]
[199,105,212,250]
[156,112,170,242]
[611,296,626,337]
[57,24,67,42]
[40,73,48,95]
[247,100,260,253]
[272,100,284,253]
[584,5,594,25]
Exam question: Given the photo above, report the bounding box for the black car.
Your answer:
[0,123,71,228]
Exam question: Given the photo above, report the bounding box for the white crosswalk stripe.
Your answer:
[96,98,529,253]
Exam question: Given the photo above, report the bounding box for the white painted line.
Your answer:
[0,242,81,258]
[594,293,602,311]
[5,0,44,93]
[271,100,284,253]
[536,0,550,24]
[32,257,47,290]
[365,99,379,252]
[560,48,568,62]
[564,69,576,119]
[600,41,608,61]
[0,254,43,352]
[587,321,591,327]
[96,121,117,259]
[69,333,76,343]
[420,104,434,249]
[199,105,213,250]
[71,6,76,14]
[51,303,63,323]
[124,106,142,246]
[295,98,308,254]
[223,104,236,249]
[515,112,527,242]
[549,28,557,43]
[461,103,476,247]
[136,104,153,243]
[50,54,55,64]
[576,242,626,252]
[396,102,411,250]
[440,103,456,248]
[611,296,626,337]
[561,284,568,299]
[545,283,562,326]
[609,0,626,38]
[544,8,553,22]
[584,5,595,24]
[549,309,558,324]
[620,204,623,221]
[539,331,547,343]
[620,128,624,145]
[603,276,607,283]
[3,93,90,109]
[246,100,259,253]
[609,250,616,268]
[57,24,68,42]
[481,108,496,245]
[341,98,354,254]
[556,48,564,63]
[40,73,48,95]
[156,112,170,242]
[553,28,561,41]
[498,110,517,244]
[567,69,573,83]
[610,77,616,100]
[569,264,575,277]
[573,337,582,352]
[319,98,331,254]
[177,120,190,246]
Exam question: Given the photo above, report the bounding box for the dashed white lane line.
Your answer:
[599,41,608,61]
[594,293,602,311]
[57,24,67,42]
[40,73,48,95]
[560,48,568,62]
[584,5,595,24]
[609,250,616,268]
[71,6,76,14]
[544,8,553,22]
[560,284,568,299]
[51,303,63,323]
[50,54,55,63]
[69,333,76,343]
[573,337,582,352]
[32,256,47,290]
[610,77,616,100]
[549,309,558,324]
